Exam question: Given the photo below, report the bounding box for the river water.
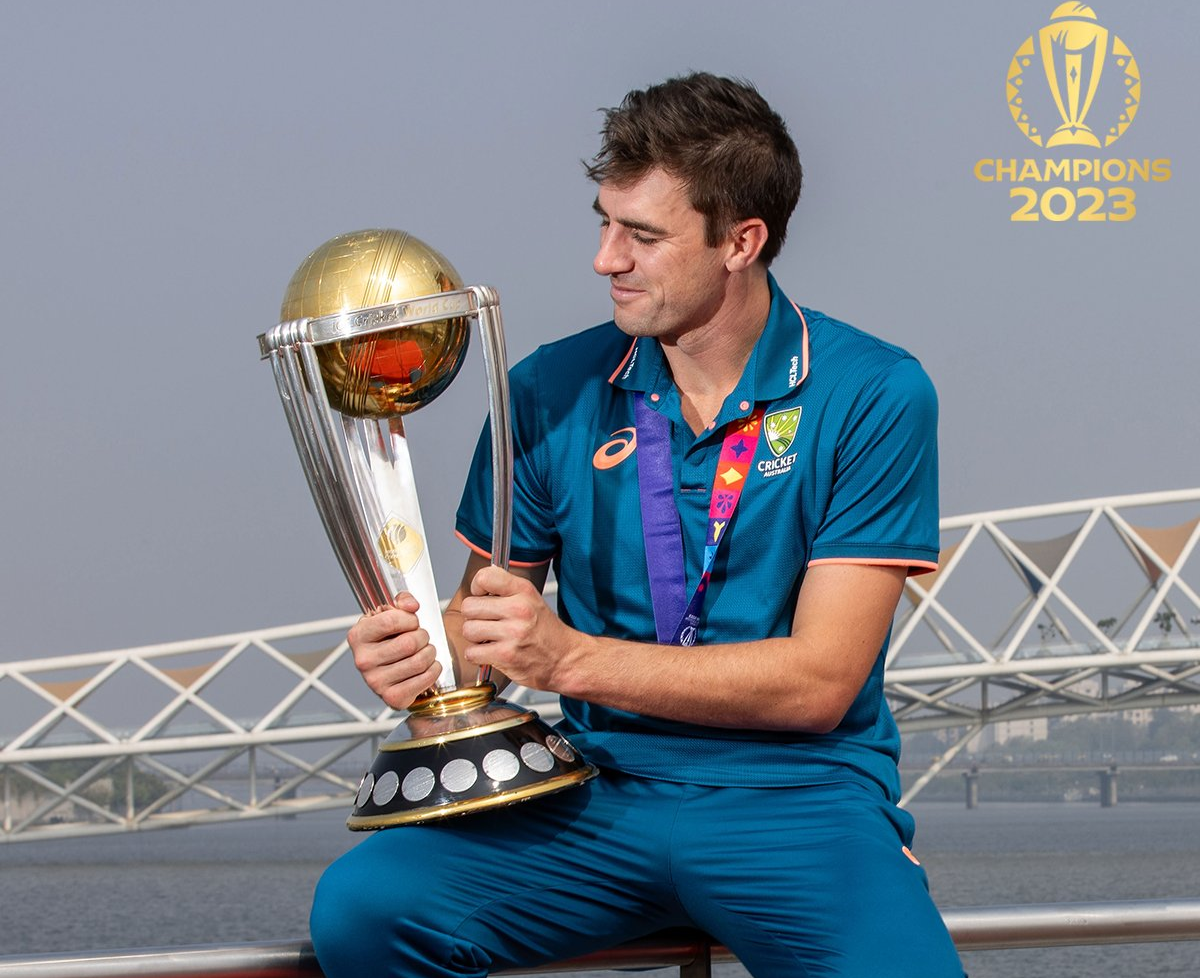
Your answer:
[1,801,1197,977]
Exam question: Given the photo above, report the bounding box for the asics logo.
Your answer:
[592,427,637,469]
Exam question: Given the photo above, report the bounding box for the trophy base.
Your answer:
[347,683,598,830]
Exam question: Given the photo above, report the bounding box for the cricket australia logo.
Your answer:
[757,407,801,478]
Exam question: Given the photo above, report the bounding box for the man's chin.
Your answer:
[612,312,655,338]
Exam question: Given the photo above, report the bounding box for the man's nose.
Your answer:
[594,227,632,276]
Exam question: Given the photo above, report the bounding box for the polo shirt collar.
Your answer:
[607,273,810,410]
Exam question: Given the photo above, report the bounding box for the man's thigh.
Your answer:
[672,781,965,978]
[310,771,690,978]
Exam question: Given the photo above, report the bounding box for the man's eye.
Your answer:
[631,232,658,245]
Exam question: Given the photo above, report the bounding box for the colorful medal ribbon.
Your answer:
[635,393,763,646]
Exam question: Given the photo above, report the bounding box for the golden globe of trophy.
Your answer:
[258,229,595,829]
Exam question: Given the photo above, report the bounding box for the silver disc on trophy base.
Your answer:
[346,685,594,828]
[258,229,596,830]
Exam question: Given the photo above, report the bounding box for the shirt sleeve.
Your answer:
[455,349,560,567]
[807,355,940,574]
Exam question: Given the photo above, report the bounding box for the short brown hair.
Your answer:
[585,72,802,267]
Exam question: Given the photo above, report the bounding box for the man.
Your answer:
[310,72,965,978]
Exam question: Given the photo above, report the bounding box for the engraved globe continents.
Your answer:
[280,229,470,419]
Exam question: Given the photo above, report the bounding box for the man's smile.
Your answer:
[609,280,646,302]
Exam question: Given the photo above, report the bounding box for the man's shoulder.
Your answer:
[800,306,920,369]
[511,320,630,387]
[794,305,936,430]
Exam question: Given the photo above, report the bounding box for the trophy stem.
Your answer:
[409,683,498,718]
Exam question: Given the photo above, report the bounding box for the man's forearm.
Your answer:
[553,631,856,732]
[460,562,905,734]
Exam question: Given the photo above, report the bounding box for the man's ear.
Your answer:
[725,218,769,271]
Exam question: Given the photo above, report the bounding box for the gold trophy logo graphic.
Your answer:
[1007,4,1140,148]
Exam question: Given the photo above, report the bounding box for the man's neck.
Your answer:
[660,269,772,435]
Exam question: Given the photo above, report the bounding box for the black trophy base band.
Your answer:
[347,711,597,829]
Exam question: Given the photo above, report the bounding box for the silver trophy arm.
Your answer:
[469,286,514,687]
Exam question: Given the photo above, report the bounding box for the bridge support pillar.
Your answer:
[1099,766,1118,807]
[963,767,980,809]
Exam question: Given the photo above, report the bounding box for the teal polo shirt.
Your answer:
[456,275,939,797]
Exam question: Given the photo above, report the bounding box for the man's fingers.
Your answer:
[345,589,445,711]
[462,579,539,624]
[351,606,422,644]
[459,595,506,622]
[469,565,528,597]
[460,616,513,645]
[391,591,420,613]
[372,658,443,710]
[368,647,440,689]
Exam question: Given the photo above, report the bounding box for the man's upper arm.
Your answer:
[455,350,561,568]
[808,356,939,572]
[788,356,937,728]
[787,562,907,732]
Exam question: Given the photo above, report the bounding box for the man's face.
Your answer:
[593,169,730,340]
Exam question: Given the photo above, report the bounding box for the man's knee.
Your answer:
[310,854,359,940]
[311,852,388,971]
[311,849,422,975]
[309,841,493,978]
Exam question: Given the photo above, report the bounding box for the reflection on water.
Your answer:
[1,802,1197,977]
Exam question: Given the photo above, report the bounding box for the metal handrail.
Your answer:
[2,899,1199,977]
[4,486,1198,837]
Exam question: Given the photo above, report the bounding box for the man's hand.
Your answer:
[458,565,580,692]
[347,592,442,710]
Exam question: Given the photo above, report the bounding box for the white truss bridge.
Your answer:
[2,487,1198,841]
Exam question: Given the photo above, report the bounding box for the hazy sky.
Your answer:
[2,1,1195,660]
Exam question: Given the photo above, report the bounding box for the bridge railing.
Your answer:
[3,487,1198,836]
[1,898,1199,977]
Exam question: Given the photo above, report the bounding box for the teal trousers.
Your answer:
[310,771,964,977]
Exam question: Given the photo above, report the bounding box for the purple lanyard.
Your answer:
[635,393,763,645]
